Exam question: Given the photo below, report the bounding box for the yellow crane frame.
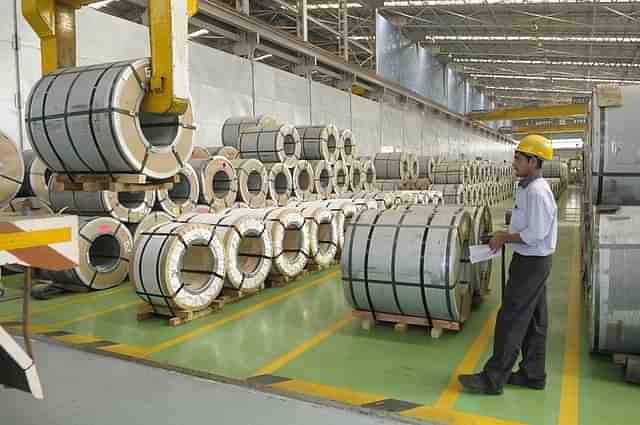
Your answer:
[22,0,197,114]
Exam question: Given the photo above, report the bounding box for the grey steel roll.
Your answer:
[358,158,376,191]
[221,115,278,146]
[348,160,364,192]
[407,154,420,182]
[233,123,301,167]
[25,58,194,179]
[298,205,338,267]
[433,162,470,185]
[309,160,333,198]
[191,146,211,160]
[332,160,349,195]
[240,207,310,280]
[377,180,405,192]
[339,129,356,166]
[176,211,273,290]
[342,207,471,322]
[132,221,225,312]
[374,152,407,181]
[430,184,465,205]
[418,156,434,181]
[1,197,53,216]
[265,162,293,206]
[190,156,237,210]
[291,160,315,200]
[47,217,132,291]
[207,146,240,161]
[129,211,172,242]
[49,178,156,223]
[591,206,640,354]
[296,125,340,164]
[232,158,268,208]
[156,164,199,217]
[18,150,51,205]
[0,132,24,208]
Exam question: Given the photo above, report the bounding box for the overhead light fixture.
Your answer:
[471,73,640,85]
[384,0,640,6]
[89,0,117,8]
[255,54,273,61]
[484,85,591,94]
[188,29,209,38]
[307,2,363,9]
[552,138,584,149]
[453,57,640,69]
[425,35,640,44]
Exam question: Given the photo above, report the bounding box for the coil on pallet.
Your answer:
[338,129,356,166]
[297,205,338,267]
[0,131,24,208]
[190,156,237,211]
[308,160,333,199]
[264,162,293,206]
[232,158,268,208]
[332,160,349,195]
[296,124,340,164]
[19,150,52,206]
[291,159,315,200]
[228,119,301,167]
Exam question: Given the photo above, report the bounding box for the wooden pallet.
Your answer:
[53,173,178,192]
[265,274,294,288]
[136,303,221,327]
[353,310,461,339]
[306,260,339,273]
[210,287,261,308]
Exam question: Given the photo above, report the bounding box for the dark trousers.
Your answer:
[483,252,552,389]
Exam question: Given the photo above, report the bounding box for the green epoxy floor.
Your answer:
[1,187,639,425]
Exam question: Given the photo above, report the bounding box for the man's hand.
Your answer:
[489,231,509,252]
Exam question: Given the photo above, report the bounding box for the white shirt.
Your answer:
[509,176,558,257]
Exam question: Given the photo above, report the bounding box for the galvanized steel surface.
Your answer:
[190,156,237,210]
[0,131,24,208]
[296,125,340,164]
[232,158,268,208]
[156,164,200,217]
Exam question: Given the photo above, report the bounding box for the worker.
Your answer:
[458,134,558,395]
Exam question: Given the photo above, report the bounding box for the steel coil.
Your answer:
[348,160,364,192]
[433,162,470,185]
[19,150,51,205]
[296,125,340,164]
[342,207,472,322]
[359,158,376,191]
[265,162,293,206]
[291,160,314,200]
[191,146,211,160]
[407,154,420,182]
[156,164,199,217]
[1,197,53,216]
[176,211,272,290]
[128,211,172,242]
[190,156,237,210]
[298,205,338,266]
[233,123,301,167]
[430,184,465,205]
[221,115,277,146]
[0,132,24,208]
[377,179,405,192]
[591,206,640,354]
[132,221,225,311]
[49,178,155,223]
[374,152,407,181]
[232,159,268,208]
[339,129,356,166]
[45,217,132,290]
[418,156,434,181]
[207,146,240,161]
[332,160,349,194]
[309,160,333,198]
[26,59,194,179]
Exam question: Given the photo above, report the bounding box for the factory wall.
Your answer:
[0,4,513,162]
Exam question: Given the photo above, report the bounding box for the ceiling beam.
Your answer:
[468,103,587,121]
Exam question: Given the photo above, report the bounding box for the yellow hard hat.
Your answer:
[516,134,553,161]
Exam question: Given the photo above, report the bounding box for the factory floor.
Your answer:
[1,186,639,425]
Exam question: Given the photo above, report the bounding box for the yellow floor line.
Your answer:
[255,313,354,376]
[0,285,131,322]
[435,309,499,410]
[270,379,385,406]
[401,405,526,425]
[558,231,581,425]
[49,299,143,328]
[142,271,339,356]
[54,334,103,345]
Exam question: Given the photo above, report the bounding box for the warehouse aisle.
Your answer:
[1,187,639,425]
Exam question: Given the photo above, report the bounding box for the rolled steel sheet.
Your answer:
[433,162,470,185]
[298,205,338,266]
[19,150,51,205]
[207,146,240,161]
[418,156,434,181]
[377,179,405,192]
[348,160,364,192]
[25,59,194,179]
[296,125,340,164]
[190,156,237,210]
[339,129,356,166]
[332,161,349,195]
[232,122,301,167]
[221,115,277,146]
[156,164,199,217]
[132,221,225,311]
[309,160,333,198]
[374,152,407,181]
[0,132,24,208]
[407,154,420,182]
[49,178,155,223]
[291,160,314,200]
[232,159,268,208]
[239,207,310,280]
[430,184,465,205]
[265,163,293,206]
[341,207,471,322]
[191,146,211,160]
[1,197,54,216]
[591,206,640,354]
[176,211,273,290]
[46,216,132,290]
[128,211,172,242]
[359,158,376,191]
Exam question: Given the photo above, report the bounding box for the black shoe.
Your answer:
[458,373,503,395]
[507,371,545,390]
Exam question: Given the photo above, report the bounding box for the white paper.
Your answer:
[469,244,502,264]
